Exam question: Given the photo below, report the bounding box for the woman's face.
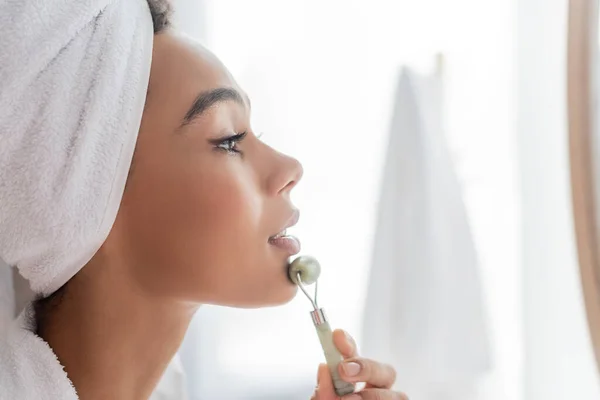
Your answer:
[111,32,303,307]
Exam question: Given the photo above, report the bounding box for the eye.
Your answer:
[217,138,239,153]
[214,131,247,154]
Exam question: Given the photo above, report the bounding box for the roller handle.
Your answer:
[312,309,356,396]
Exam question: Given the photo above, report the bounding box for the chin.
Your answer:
[270,283,299,306]
[233,283,299,309]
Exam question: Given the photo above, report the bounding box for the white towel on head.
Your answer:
[0,0,154,297]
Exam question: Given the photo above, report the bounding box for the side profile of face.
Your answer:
[105,31,303,307]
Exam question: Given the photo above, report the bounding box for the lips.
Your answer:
[268,235,301,255]
[268,209,301,255]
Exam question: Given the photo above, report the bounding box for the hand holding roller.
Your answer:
[288,256,356,397]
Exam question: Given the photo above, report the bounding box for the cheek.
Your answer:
[183,167,262,250]
[176,166,290,304]
[123,139,294,306]
[137,157,269,299]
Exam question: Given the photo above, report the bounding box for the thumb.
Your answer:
[313,363,337,400]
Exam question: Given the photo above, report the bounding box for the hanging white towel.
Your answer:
[360,68,491,399]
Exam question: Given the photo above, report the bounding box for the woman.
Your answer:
[0,1,408,399]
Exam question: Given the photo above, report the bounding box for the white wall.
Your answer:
[517,0,600,398]
[173,0,208,43]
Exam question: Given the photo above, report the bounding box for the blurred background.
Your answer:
[168,0,599,399]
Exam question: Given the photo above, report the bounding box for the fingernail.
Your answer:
[342,361,361,377]
[342,394,361,400]
[344,330,353,344]
[344,330,356,351]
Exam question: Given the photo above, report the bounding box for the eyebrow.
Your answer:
[181,87,250,126]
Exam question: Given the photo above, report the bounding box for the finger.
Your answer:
[354,388,409,400]
[338,358,396,389]
[332,329,358,358]
[314,363,337,400]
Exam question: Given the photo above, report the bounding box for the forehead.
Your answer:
[147,32,239,105]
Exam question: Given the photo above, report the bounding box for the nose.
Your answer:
[271,152,303,196]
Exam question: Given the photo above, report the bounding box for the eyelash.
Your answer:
[215,131,248,154]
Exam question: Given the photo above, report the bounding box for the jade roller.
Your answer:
[288,256,356,397]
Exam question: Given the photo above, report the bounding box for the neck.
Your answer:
[39,260,198,400]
